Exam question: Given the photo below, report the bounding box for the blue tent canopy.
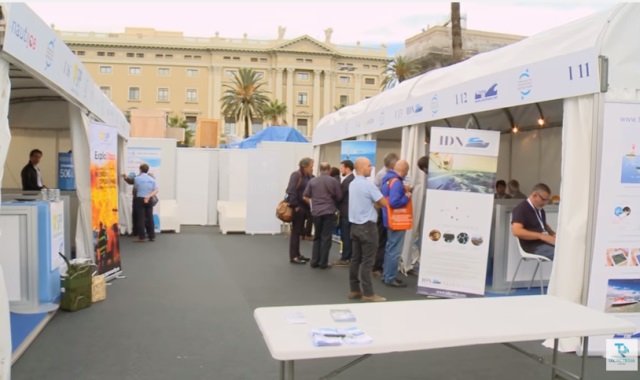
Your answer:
[227,126,309,149]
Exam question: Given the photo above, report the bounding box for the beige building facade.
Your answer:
[59,27,389,138]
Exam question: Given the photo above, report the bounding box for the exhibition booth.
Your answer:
[312,3,640,353]
[0,3,129,370]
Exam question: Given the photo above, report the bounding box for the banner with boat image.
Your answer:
[587,102,640,354]
[417,127,500,298]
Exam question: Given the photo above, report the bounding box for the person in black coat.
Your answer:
[286,157,314,264]
[21,149,46,191]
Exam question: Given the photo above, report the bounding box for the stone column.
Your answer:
[275,68,284,102]
[286,67,294,125]
[313,69,322,133]
[354,73,362,102]
[323,70,332,116]
[212,66,222,120]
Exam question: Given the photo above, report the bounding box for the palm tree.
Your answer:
[220,68,270,138]
[381,56,420,90]
[451,2,463,63]
[262,99,288,126]
[167,114,193,146]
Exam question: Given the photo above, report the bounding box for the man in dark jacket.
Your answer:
[333,159,355,266]
[21,149,46,191]
[286,157,314,264]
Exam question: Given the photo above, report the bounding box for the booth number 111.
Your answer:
[568,63,590,80]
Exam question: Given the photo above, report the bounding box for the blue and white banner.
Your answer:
[587,102,640,354]
[58,152,75,190]
[417,127,500,298]
[341,140,377,181]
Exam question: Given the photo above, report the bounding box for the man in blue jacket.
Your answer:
[381,160,412,287]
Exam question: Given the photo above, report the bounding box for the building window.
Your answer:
[297,72,309,80]
[185,55,192,60]
[107,52,115,57]
[252,118,264,135]
[339,76,350,84]
[339,95,349,105]
[194,55,202,60]
[296,118,308,136]
[223,56,231,60]
[186,89,198,102]
[305,59,313,63]
[157,68,170,76]
[136,53,144,58]
[186,68,199,77]
[157,88,169,102]
[76,51,85,56]
[224,118,235,135]
[97,51,105,57]
[99,66,112,74]
[365,77,376,85]
[260,58,268,62]
[129,87,140,101]
[225,70,238,78]
[297,92,308,105]
[233,57,240,61]
[155,54,164,59]
[129,67,141,75]
[371,65,379,69]
[165,54,173,59]
[250,57,258,62]
[100,86,111,99]
[296,58,303,63]
[126,53,134,58]
[363,64,370,69]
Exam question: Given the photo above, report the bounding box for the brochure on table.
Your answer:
[126,147,162,233]
[586,102,640,354]
[418,127,500,298]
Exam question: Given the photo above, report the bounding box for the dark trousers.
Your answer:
[340,217,352,261]
[311,213,334,268]
[373,208,387,272]
[289,207,308,260]
[131,199,138,236]
[349,222,378,297]
[134,197,155,240]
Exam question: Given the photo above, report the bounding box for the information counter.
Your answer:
[0,200,64,314]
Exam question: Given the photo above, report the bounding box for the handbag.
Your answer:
[150,195,159,207]
[385,178,413,231]
[276,200,293,222]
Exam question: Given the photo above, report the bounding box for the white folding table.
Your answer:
[254,295,635,380]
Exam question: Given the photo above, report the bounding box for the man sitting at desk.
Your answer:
[511,183,556,260]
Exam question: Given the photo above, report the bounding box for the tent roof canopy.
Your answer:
[0,3,129,137]
[228,126,309,149]
[313,3,638,145]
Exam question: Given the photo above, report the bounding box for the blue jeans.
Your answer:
[532,243,555,260]
[383,228,406,283]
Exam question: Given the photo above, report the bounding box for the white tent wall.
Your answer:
[508,128,562,195]
[68,104,93,260]
[246,149,288,234]
[0,58,11,380]
[176,148,219,225]
[118,137,131,234]
[218,150,248,202]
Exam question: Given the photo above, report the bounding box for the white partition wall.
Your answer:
[218,150,248,202]
[207,150,219,226]
[177,149,212,225]
[246,149,288,234]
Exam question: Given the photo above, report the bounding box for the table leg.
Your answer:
[551,338,558,380]
[280,361,285,380]
[580,337,589,380]
[287,360,294,380]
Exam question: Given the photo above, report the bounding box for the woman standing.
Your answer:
[287,158,313,264]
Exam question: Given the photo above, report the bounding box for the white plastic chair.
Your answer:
[506,241,552,295]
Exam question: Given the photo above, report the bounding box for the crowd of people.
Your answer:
[284,152,558,302]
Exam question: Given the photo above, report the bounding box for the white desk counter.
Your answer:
[255,296,634,379]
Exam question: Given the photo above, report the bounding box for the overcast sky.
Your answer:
[27,1,614,55]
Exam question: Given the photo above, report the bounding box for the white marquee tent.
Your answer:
[312,3,640,351]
